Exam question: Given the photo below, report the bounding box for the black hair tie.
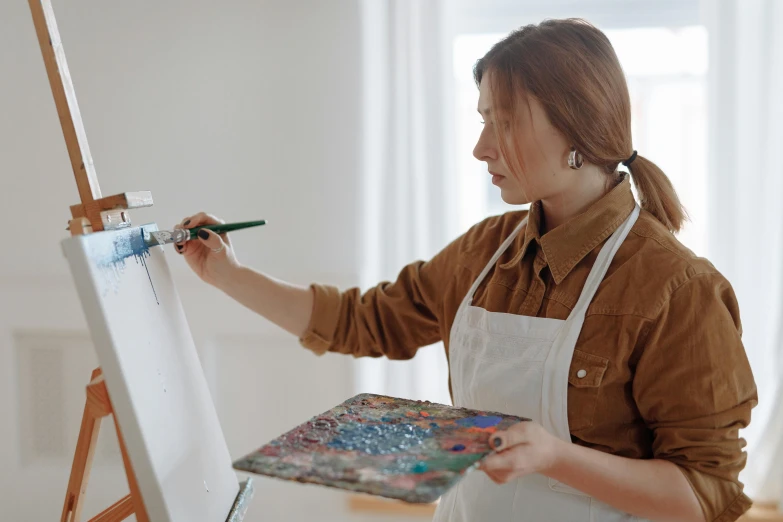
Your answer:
[622,150,638,167]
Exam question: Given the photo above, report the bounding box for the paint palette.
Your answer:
[232,393,527,503]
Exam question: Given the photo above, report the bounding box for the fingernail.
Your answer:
[183,219,191,226]
[492,436,503,450]
[198,230,209,240]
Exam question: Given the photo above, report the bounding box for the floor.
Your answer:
[743,504,783,521]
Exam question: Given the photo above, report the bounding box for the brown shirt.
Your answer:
[300,176,758,522]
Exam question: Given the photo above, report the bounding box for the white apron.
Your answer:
[432,205,644,522]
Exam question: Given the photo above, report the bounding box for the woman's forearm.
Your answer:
[215,265,314,338]
[548,442,705,521]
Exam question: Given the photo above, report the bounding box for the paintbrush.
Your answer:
[144,220,267,247]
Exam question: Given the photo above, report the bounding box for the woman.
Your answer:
[176,19,756,522]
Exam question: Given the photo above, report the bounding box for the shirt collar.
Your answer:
[511,175,636,284]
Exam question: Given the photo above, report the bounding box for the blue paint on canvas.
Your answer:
[85,224,161,304]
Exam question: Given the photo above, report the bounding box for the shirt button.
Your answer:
[576,369,587,379]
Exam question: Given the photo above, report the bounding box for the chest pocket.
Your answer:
[567,349,609,432]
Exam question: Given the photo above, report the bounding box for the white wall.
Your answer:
[0,1,423,520]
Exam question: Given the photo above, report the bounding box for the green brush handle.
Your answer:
[188,220,267,240]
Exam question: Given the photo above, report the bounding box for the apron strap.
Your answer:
[569,204,641,319]
[542,204,641,441]
[464,216,528,305]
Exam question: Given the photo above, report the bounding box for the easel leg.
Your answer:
[61,369,105,522]
[61,368,146,522]
[112,414,150,522]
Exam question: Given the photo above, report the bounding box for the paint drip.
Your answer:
[86,225,159,304]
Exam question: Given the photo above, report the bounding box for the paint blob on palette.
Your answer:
[232,394,528,503]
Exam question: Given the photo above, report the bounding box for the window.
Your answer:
[453,26,708,256]
[354,5,707,415]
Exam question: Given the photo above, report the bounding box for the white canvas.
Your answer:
[61,223,239,521]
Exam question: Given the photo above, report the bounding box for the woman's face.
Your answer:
[473,74,573,205]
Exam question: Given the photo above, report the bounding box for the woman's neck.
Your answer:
[539,166,616,234]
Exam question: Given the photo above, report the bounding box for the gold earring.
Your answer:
[568,148,584,170]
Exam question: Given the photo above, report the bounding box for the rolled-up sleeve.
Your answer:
[298,237,462,360]
[633,272,758,522]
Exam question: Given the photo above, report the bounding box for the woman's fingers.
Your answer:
[175,212,226,254]
[480,455,516,483]
[480,445,532,483]
[482,467,506,484]
[196,229,227,255]
[183,212,224,229]
[491,420,531,451]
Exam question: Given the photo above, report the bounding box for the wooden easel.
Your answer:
[61,369,148,522]
[26,0,153,236]
[27,2,254,521]
[26,1,154,520]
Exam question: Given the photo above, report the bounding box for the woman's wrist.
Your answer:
[543,440,704,521]
[542,435,571,477]
[212,261,245,292]
[208,263,314,338]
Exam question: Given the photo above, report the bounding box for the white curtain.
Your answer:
[355,0,458,406]
[703,0,783,503]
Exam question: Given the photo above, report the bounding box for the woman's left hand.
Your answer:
[479,420,565,484]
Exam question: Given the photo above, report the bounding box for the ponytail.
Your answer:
[627,154,687,233]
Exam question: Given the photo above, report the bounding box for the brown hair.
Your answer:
[474,18,686,232]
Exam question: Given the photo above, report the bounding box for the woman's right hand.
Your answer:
[175,212,241,288]
[173,213,314,338]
